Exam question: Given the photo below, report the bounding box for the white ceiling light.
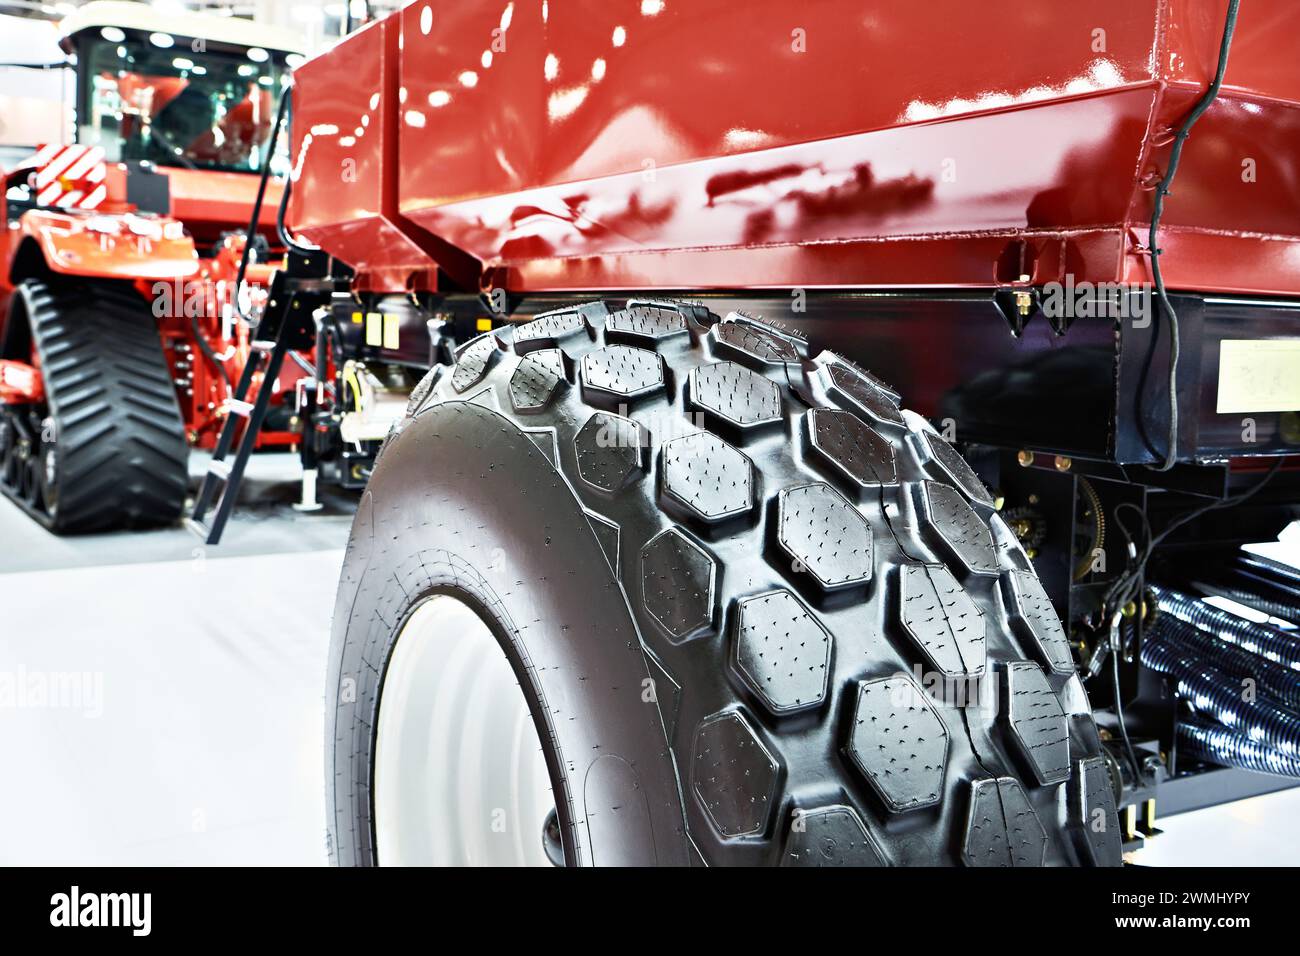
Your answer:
[286,53,306,69]
[173,57,194,70]
[149,33,174,49]
[247,47,269,63]
[100,27,126,43]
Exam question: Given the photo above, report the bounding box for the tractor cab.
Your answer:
[62,4,300,178]
[3,2,302,240]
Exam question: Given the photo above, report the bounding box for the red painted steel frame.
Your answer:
[289,0,1300,296]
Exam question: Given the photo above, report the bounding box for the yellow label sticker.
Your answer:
[365,312,383,347]
[1217,339,1300,413]
[476,317,493,332]
[351,311,363,324]
[383,313,400,350]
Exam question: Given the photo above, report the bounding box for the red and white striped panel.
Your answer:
[29,143,108,210]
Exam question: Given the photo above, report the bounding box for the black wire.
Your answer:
[1148,0,1240,470]
[275,173,317,257]
[1105,459,1285,621]
[189,312,232,390]
[233,84,293,323]
[1101,457,1285,784]
[1112,638,1146,786]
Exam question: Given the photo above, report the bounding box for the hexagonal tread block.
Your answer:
[822,353,901,402]
[899,563,987,677]
[509,349,566,413]
[732,589,831,714]
[782,805,888,867]
[922,431,994,507]
[661,432,754,523]
[1004,569,1075,675]
[405,366,441,418]
[920,481,998,576]
[847,675,949,812]
[574,412,646,493]
[777,482,873,590]
[692,710,781,838]
[581,345,665,402]
[451,333,499,393]
[711,319,799,367]
[605,304,689,342]
[1076,756,1123,866]
[689,361,781,430]
[1005,661,1070,785]
[512,307,590,352]
[808,408,898,487]
[962,777,1048,867]
[825,363,904,427]
[640,528,717,642]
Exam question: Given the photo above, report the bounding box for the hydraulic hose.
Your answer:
[1178,717,1300,777]
[1151,615,1300,713]
[276,173,318,258]
[1140,639,1300,757]
[189,312,233,390]
[234,84,292,323]
[1196,584,1300,628]
[1151,584,1300,673]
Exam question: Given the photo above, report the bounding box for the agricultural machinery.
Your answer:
[279,0,1300,866]
[0,2,428,539]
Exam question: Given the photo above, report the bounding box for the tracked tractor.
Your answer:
[0,2,312,532]
[280,0,1299,866]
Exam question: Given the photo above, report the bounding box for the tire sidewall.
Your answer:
[325,400,691,867]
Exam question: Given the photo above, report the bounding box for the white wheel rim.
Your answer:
[374,595,557,866]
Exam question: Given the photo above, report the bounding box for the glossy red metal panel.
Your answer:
[403,89,1156,288]
[395,0,1162,197]
[288,16,432,278]
[293,0,1300,295]
[162,167,284,235]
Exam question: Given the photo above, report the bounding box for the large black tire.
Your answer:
[1,279,188,532]
[326,300,1123,867]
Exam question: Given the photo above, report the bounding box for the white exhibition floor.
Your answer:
[0,453,351,866]
[0,452,1297,866]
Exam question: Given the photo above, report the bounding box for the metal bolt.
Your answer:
[1015,273,1033,317]
[1017,449,1034,467]
[1054,455,1072,471]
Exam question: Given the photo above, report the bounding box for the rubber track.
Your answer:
[16,279,188,532]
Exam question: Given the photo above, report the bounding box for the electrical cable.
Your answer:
[233,83,292,324]
[188,312,232,390]
[1148,0,1240,470]
[1098,458,1285,784]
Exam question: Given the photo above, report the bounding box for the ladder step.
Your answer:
[251,340,276,353]
[225,399,255,418]
[208,459,232,480]
[183,517,211,541]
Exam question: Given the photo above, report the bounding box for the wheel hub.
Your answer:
[373,594,558,866]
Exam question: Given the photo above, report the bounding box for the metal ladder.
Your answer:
[186,306,296,546]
